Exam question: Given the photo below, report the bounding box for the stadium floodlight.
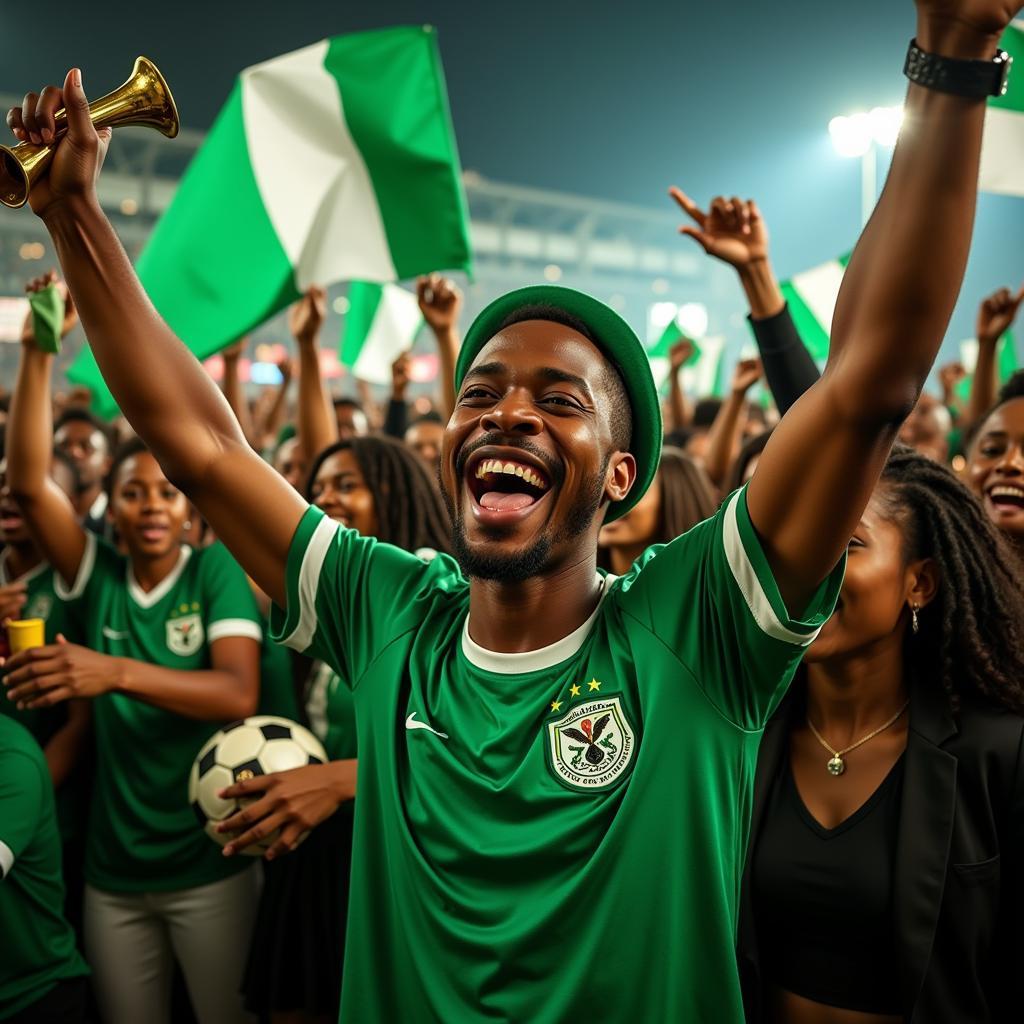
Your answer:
[677,302,709,339]
[828,104,904,226]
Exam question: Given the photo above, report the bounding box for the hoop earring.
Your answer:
[911,603,920,635]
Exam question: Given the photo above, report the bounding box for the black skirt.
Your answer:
[242,805,354,1016]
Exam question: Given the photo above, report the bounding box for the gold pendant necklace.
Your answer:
[806,700,910,777]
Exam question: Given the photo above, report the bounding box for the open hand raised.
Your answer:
[670,189,769,269]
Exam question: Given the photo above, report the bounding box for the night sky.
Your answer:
[4,0,1022,356]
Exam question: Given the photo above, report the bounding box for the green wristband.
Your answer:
[28,284,64,354]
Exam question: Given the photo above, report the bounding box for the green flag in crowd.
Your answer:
[778,253,851,361]
[70,25,472,417]
[340,282,423,387]
[980,22,1024,197]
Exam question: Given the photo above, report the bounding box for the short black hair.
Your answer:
[103,437,150,498]
[663,427,694,450]
[333,397,363,411]
[966,369,1024,452]
[495,303,632,453]
[54,407,113,452]
[410,411,444,427]
[692,398,723,430]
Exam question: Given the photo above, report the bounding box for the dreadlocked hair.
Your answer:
[877,445,1024,715]
[305,435,453,556]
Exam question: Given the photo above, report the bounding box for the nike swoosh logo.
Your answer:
[405,712,449,740]
[102,627,130,641]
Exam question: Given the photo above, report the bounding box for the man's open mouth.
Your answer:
[988,483,1024,512]
[466,453,552,513]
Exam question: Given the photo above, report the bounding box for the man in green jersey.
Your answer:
[8,1,1017,1016]
[0,715,89,1022]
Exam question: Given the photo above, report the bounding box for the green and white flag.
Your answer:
[779,253,851,361]
[340,281,422,386]
[647,321,725,396]
[71,26,472,417]
[980,22,1024,197]
[959,331,1019,384]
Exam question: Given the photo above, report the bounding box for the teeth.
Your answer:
[473,458,547,490]
[991,485,1024,499]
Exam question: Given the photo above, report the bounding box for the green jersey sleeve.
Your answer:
[616,485,844,730]
[0,749,44,878]
[269,506,463,689]
[52,530,119,606]
[199,543,263,644]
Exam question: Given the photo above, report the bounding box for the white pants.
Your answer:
[84,866,260,1024]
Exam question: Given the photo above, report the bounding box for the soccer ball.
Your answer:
[189,715,328,856]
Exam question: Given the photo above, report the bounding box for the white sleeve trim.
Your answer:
[54,530,97,601]
[721,492,820,648]
[207,619,263,643]
[0,840,14,879]
[281,516,341,653]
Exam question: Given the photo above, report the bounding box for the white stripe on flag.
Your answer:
[241,40,397,289]
[979,107,1024,197]
[352,285,423,386]
[790,261,845,336]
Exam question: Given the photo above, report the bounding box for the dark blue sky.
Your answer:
[7,0,1023,358]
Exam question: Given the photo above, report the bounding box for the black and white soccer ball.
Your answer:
[189,715,328,856]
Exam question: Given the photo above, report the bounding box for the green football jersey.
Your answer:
[305,661,356,761]
[0,552,73,741]
[257,622,301,720]
[59,534,263,892]
[271,487,844,1023]
[0,716,89,1019]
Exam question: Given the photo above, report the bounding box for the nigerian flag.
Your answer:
[340,281,423,386]
[647,321,725,396]
[779,253,851,361]
[980,22,1024,196]
[71,26,472,417]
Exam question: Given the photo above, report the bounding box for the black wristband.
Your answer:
[904,39,1012,99]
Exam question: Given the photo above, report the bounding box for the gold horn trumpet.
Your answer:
[0,56,179,209]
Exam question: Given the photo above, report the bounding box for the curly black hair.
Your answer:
[305,435,452,556]
[876,445,1024,714]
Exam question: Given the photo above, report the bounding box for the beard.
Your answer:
[442,457,609,584]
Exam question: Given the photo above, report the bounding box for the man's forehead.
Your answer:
[470,320,607,377]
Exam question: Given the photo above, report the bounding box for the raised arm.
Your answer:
[670,190,820,415]
[8,70,306,606]
[674,2,1021,612]
[702,358,763,490]
[220,338,257,446]
[7,275,88,586]
[290,286,337,462]
[417,273,462,419]
[667,337,695,433]
[965,284,1024,428]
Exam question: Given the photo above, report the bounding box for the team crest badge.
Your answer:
[26,595,52,621]
[547,696,635,791]
[166,613,204,656]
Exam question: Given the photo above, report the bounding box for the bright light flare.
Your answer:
[677,302,709,339]
[829,105,903,157]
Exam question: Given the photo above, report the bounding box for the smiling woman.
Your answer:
[3,326,265,1023]
[966,371,1024,555]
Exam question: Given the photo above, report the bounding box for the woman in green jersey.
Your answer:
[739,447,1024,1022]
[238,433,452,1024]
[597,445,717,576]
[2,339,264,1024]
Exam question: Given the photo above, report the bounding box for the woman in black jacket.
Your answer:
[737,446,1024,1023]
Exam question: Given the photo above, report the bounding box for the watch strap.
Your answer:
[904,39,1012,99]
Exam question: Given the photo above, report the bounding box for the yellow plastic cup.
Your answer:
[6,618,45,654]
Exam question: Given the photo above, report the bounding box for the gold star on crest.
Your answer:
[588,679,602,692]
[569,683,581,697]
[550,700,563,712]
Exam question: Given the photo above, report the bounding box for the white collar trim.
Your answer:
[462,574,616,674]
[0,551,48,587]
[88,490,108,521]
[127,546,192,608]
